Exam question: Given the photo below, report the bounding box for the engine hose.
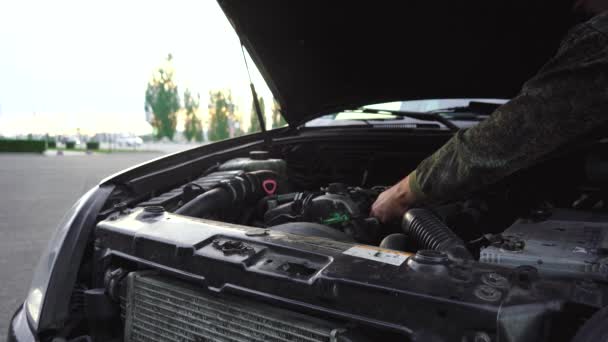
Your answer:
[402,208,472,261]
[175,171,280,218]
[255,193,299,217]
[174,187,233,217]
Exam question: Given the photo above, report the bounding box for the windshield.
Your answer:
[305,99,508,128]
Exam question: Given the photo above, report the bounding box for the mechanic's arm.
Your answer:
[372,16,608,223]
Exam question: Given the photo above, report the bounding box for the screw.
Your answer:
[474,284,501,302]
[482,272,509,288]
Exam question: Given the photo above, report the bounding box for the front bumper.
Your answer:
[7,305,36,342]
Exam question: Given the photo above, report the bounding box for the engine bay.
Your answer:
[130,150,608,283]
[81,141,608,342]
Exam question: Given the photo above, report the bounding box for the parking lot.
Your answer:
[0,152,164,339]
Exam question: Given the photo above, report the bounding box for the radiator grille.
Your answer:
[124,273,336,342]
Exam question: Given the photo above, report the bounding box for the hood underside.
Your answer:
[219,0,576,125]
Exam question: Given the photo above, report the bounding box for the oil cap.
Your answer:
[407,250,450,275]
[414,250,449,264]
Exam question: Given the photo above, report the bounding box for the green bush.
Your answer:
[65,141,76,149]
[47,141,56,149]
[86,141,100,150]
[0,139,46,153]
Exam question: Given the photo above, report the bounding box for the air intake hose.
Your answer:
[402,208,472,261]
[175,171,279,218]
[174,188,233,217]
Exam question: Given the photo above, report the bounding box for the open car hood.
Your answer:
[218,0,576,126]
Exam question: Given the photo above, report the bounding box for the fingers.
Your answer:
[370,180,413,223]
[371,199,399,223]
[370,203,384,222]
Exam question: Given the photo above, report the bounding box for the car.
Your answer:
[115,135,143,148]
[59,136,80,146]
[8,2,608,342]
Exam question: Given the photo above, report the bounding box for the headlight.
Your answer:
[25,187,98,330]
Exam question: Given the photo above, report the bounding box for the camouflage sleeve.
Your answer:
[411,12,608,204]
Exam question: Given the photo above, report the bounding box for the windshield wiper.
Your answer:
[355,108,459,132]
[428,101,502,115]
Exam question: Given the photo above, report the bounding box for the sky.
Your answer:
[0,0,273,136]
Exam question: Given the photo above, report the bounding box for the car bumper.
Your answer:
[7,305,36,342]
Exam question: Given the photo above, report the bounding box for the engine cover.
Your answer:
[480,209,608,281]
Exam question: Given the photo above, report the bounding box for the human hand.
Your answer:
[370,175,419,223]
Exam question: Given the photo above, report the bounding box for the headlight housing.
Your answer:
[25,186,111,331]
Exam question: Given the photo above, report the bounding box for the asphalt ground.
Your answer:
[0,152,164,340]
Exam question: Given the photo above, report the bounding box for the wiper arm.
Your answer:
[356,108,459,132]
[428,101,502,115]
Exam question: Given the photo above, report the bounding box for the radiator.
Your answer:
[123,272,338,342]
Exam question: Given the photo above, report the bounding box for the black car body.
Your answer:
[9,1,608,341]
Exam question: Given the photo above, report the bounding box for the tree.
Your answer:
[208,90,234,141]
[145,54,180,140]
[248,96,265,133]
[183,89,203,142]
[271,99,287,128]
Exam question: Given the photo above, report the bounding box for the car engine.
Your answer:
[81,149,608,342]
[132,150,608,283]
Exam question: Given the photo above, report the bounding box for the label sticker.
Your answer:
[343,245,412,266]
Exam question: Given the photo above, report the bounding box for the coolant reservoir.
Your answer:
[218,151,287,177]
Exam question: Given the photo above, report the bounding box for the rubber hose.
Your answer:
[402,208,472,260]
[256,193,298,217]
[174,188,233,217]
[379,233,409,251]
